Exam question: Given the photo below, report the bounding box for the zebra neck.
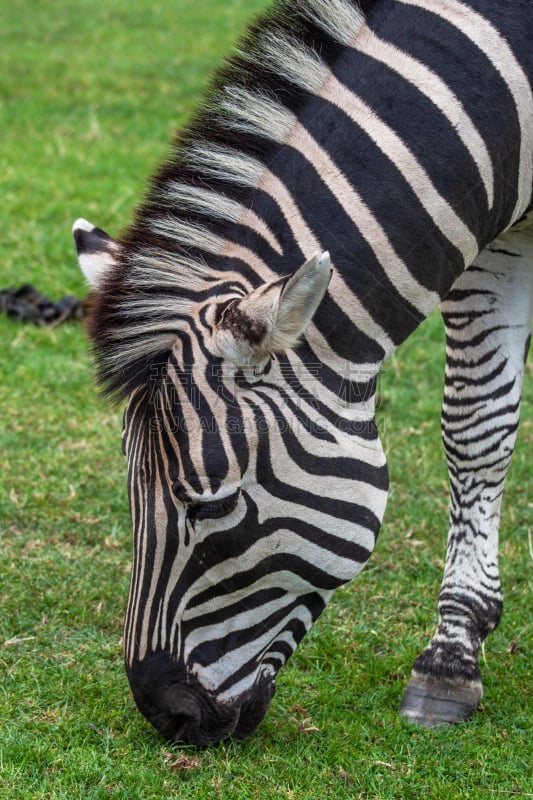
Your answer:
[97,0,533,401]
[219,0,532,364]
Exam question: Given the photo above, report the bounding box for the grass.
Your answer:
[1,1,532,798]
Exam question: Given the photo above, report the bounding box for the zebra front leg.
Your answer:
[400,231,533,727]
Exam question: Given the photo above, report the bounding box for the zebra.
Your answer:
[73,0,532,745]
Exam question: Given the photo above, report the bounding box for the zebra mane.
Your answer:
[89,0,365,398]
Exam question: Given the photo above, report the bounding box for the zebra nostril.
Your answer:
[162,687,202,742]
[168,713,196,743]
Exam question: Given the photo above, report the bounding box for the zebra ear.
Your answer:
[72,218,121,288]
[214,252,331,364]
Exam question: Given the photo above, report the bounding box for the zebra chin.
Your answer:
[126,652,275,745]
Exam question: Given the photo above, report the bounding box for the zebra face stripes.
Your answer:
[118,321,389,742]
[74,0,532,743]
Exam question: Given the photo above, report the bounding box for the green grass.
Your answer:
[1,1,532,798]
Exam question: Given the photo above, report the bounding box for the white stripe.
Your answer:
[400,0,533,225]
[184,596,296,655]
[282,348,378,424]
[258,403,387,517]
[251,167,397,355]
[289,122,444,314]
[220,88,443,322]
[215,604,317,701]
[166,363,211,496]
[319,75,480,271]
[183,570,323,621]
[353,26,494,208]
[187,141,264,187]
[125,395,151,664]
[247,486,379,556]
[137,453,169,660]
[220,86,295,143]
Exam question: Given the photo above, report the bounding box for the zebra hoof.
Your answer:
[399,673,482,727]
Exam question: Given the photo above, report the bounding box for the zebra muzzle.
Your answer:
[126,652,276,744]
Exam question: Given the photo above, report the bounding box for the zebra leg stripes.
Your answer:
[401,230,533,725]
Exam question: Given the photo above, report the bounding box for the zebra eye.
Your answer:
[188,489,241,522]
[171,480,190,503]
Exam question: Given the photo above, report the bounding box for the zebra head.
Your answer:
[74,219,389,744]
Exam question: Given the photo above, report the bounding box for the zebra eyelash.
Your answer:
[188,490,242,522]
[171,484,242,522]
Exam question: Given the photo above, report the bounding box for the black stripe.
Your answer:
[249,401,382,531]
[274,135,426,347]
[444,358,507,388]
[257,390,389,489]
[465,0,533,79]
[384,3,522,242]
[188,593,325,668]
[215,608,320,694]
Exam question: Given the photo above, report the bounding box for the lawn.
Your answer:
[1,1,531,798]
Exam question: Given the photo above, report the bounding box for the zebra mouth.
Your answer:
[146,680,274,745]
[158,677,275,745]
[231,677,276,740]
[127,653,275,745]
